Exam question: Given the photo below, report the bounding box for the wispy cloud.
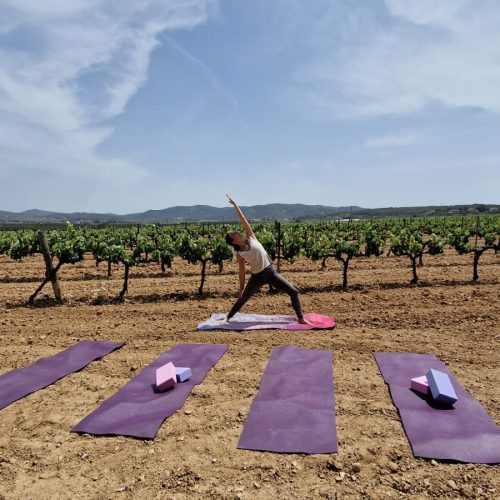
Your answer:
[293,0,500,118]
[364,132,419,148]
[0,0,217,195]
[160,34,246,130]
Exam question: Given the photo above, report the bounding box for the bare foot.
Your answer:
[220,316,230,324]
[298,318,311,325]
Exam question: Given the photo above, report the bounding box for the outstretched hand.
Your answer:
[226,192,254,238]
[226,193,236,206]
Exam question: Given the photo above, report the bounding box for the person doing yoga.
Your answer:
[223,194,309,324]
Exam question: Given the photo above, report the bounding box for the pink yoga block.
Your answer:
[156,362,177,392]
[411,375,429,395]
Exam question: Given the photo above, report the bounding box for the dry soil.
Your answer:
[0,249,499,499]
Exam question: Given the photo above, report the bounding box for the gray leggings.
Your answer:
[227,265,303,320]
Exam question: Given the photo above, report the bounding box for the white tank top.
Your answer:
[238,237,272,274]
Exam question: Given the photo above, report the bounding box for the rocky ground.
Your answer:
[0,249,498,499]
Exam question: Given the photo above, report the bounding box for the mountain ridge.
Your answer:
[0,203,498,224]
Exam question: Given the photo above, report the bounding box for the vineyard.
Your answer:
[0,216,499,499]
[0,215,499,304]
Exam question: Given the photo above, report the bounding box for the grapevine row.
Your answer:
[0,215,498,304]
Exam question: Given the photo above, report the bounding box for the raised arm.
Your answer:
[226,193,255,238]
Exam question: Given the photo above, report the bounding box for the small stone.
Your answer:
[352,463,361,473]
[253,482,261,489]
[388,462,399,473]
[326,459,343,471]
[447,480,458,490]
[176,436,185,442]
[335,472,345,482]
[39,472,57,480]
[184,410,192,415]
[116,484,133,492]
[130,366,137,372]
[212,458,217,463]
[430,460,438,466]
[460,485,474,498]
[423,479,430,487]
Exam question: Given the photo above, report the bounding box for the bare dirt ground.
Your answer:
[0,249,498,500]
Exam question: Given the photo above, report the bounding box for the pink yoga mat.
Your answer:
[197,313,336,331]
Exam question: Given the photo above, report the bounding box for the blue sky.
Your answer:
[1,0,499,213]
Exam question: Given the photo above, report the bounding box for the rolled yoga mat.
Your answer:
[374,352,500,464]
[0,340,124,411]
[238,344,337,454]
[72,343,228,439]
[197,312,335,331]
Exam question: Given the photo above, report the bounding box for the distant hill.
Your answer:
[20,209,56,217]
[124,204,360,223]
[0,203,498,225]
[0,209,124,224]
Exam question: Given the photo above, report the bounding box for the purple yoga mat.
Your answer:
[0,340,124,411]
[374,352,500,464]
[238,345,337,454]
[72,343,228,439]
[197,313,336,331]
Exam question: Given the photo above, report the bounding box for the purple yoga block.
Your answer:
[426,369,458,405]
[411,375,429,395]
[156,362,176,392]
[175,367,191,383]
